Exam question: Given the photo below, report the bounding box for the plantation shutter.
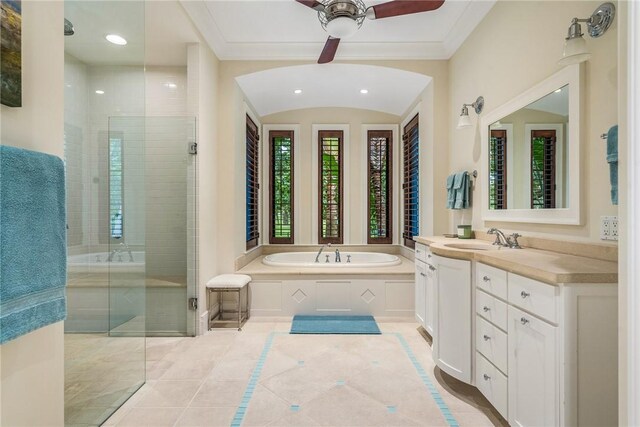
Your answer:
[269,130,294,244]
[402,114,419,249]
[530,129,556,209]
[318,130,343,244]
[246,115,260,250]
[489,129,508,210]
[368,130,393,244]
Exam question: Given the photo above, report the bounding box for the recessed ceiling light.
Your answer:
[95,90,105,95]
[360,89,369,94]
[294,89,302,94]
[554,88,562,93]
[106,34,127,46]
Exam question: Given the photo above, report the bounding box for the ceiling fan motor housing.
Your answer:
[325,0,360,19]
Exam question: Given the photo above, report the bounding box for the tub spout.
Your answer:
[335,248,341,263]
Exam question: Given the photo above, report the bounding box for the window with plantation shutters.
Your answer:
[269,130,294,244]
[489,129,508,210]
[318,130,343,244]
[530,129,556,209]
[368,130,393,244]
[402,114,419,249]
[246,115,260,250]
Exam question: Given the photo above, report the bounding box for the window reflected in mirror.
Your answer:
[488,85,569,210]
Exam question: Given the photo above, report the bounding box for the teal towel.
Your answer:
[446,174,455,209]
[606,125,618,205]
[0,145,67,344]
[453,171,470,209]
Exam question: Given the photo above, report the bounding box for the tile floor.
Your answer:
[102,320,507,427]
[65,333,145,426]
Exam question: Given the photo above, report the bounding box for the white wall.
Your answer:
[187,43,220,330]
[449,0,619,242]
[0,1,65,425]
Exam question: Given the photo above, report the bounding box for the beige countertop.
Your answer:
[414,236,618,285]
[237,254,415,277]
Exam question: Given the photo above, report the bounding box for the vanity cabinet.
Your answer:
[414,243,435,335]
[433,255,471,383]
[414,260,427,327]
[508,305,558,426]
[473,262,618,426]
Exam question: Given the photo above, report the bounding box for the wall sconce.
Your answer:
[457,96,484,129]
[558,2,615,67]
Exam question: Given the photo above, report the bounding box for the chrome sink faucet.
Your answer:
[335,248,341,263]
[487,228,523,249]
[488,228,510,247]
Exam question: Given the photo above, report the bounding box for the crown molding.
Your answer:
[181,0,496,61]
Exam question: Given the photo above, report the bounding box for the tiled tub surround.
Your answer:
[236,245,414,317]
[104,320,503,427]
[414,234,618,426]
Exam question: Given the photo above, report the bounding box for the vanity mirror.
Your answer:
[481,64,583,224]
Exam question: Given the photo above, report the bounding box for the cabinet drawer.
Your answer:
[415,243,431,263]
[476,263,507,299]
[476,289,507,331]
[508,273,558,324]
[476,315,508,374]
[476,351,508,419]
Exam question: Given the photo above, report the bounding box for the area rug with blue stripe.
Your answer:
[290,315,381,334]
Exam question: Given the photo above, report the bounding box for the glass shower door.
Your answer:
[109,116,197,337]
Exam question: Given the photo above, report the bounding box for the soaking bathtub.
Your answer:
[67,251,145,274]
[262,251,401,267]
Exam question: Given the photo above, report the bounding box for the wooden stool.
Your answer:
[206,274,251,331]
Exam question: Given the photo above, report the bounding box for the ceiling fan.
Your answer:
[295,0,445,63]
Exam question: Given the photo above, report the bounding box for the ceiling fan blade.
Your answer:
[295,0,325,12]
[367,0,445,19]
[318,37,340,64]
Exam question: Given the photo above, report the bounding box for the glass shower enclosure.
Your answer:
[63,1,197,425]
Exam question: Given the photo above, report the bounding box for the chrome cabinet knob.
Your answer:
[483,374,491,381]
[520,317,529,325]
[483,306,490,312]
[521,291,530,298]
[483,276,490,282]
[420,272,426,277]
[483,334,491,341]
[429,265,436,271]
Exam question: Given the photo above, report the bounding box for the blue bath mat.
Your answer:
[290,315,381,335]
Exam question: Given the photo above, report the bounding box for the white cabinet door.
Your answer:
[414,260,426,327]
[508,306,558,427]
[433,255,472,384]
[425,262,435,336]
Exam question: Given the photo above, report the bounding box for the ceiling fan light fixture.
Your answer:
[325,16,359,39]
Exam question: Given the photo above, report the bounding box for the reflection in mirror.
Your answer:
[488,84,569,210]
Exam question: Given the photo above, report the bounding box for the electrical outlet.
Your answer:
[601,216,619,241]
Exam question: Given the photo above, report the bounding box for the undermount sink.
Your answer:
[443,242,500,251]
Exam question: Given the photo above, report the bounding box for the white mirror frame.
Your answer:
[480,63,584,225]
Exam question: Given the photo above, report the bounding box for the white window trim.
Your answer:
[361,124,400,245]
[524,123,565,209]
[261,124,301,245]
[312,124,350,245]
[400,104,421,247]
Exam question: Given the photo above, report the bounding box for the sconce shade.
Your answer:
[559,36,591,66]
[457,112,472,129]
